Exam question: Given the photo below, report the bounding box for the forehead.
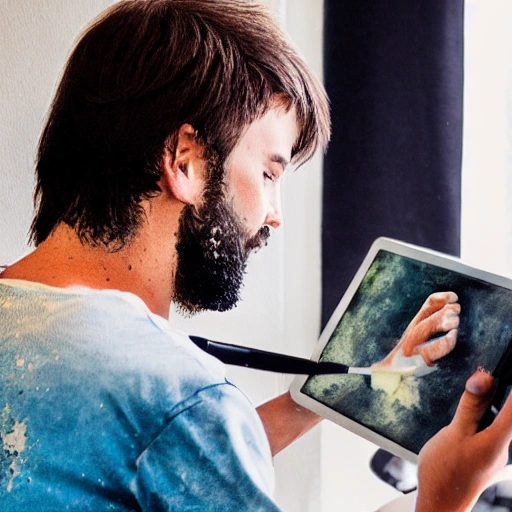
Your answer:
[229,106,299,164]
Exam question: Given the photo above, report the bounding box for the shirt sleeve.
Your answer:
[134,382,281,512]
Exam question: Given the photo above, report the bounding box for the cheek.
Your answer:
[230,173,266,228]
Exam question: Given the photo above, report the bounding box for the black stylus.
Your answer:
[189,335,369,375]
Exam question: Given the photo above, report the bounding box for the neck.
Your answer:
[2,200,181,318]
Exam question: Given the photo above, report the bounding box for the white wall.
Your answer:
[461,0,512,277]
[0,0,116,265]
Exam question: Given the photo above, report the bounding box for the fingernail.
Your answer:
[467,367,494,395]
[467,377,486,395]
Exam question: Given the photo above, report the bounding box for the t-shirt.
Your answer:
[0,280,280,511]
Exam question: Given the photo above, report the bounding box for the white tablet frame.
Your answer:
[290,237,512,462]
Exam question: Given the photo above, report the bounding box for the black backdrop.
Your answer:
[321,0,464,328]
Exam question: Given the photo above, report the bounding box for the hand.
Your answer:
[373,291,460,373]
[415,369,512,512]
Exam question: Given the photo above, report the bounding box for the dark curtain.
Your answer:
[321,1,464,328]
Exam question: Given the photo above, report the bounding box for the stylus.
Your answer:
[189,335,364,375]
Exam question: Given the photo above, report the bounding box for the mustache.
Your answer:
[244,225,270,254]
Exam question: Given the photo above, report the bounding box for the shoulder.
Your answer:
[0,280,228,407]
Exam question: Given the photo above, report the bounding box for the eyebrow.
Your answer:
[269,153,289,171]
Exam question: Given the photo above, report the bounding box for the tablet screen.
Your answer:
[291,238,512,461]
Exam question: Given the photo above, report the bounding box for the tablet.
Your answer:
[290,237,512,463]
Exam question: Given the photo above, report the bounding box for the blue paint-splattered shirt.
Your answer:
[0,280,280,511]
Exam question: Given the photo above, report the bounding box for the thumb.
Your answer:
[451,369,496,435]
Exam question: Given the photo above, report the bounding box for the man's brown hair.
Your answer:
[31,0,330,249]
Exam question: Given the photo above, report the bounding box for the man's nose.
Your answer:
[264,191,283,229]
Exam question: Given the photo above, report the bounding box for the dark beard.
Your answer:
[173,184,270,315]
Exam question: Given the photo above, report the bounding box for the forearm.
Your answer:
[256,391,322,456]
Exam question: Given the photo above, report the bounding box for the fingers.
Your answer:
[415,328,458,366]
[451,369,496,436]
[407,291,459,327]
[375,291,460,372]
[402,303,460,357]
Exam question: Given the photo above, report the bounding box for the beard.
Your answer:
[173,163,270,315]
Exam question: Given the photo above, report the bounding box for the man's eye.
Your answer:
[263,171,275,182]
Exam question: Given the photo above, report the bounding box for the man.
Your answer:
[0,1,511,510]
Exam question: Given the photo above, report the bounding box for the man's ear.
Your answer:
[161,124,205,205]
